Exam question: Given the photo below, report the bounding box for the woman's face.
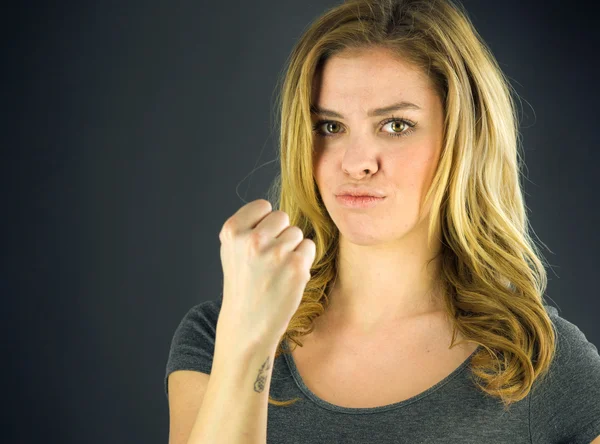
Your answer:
[311,47,445,245]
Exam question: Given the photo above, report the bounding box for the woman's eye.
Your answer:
[383,120,410,136]
[314,121,342,135]
[311,118,416,138]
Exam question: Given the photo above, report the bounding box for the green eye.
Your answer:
[311,117,417,138]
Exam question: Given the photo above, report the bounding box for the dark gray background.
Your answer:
[3,1,598,443]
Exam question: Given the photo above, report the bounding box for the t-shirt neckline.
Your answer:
[282,338,482,414]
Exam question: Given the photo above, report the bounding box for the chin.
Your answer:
[337,223,389,246]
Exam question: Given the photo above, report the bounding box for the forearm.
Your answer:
[185,336,277,444]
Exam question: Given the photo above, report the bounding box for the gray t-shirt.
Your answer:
[164,298,600,443]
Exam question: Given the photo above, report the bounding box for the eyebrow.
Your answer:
[310,101,422,118]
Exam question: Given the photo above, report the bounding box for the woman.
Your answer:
[165,0,600,443]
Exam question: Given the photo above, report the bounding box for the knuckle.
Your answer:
[255,199,272,211]
[270,242,287,262]
[248,230,266,251]
[219,218,236,242]
[288,252,307,272]
[287,226,303,238]
[272,210,290,225]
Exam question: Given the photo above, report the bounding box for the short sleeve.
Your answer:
[163,298,222,398]
[529,305,600,444]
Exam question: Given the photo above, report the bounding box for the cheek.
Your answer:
[387,150,438,192]
[312,148,332,181]
[414,149,441,186]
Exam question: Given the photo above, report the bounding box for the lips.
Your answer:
[335,187,386,198]
[336,194,384,208]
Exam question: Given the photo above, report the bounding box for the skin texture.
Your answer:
[310,46,448,336]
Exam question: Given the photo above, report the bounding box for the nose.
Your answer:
[341,141,379,179]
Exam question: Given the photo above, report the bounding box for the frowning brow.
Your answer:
[310,101,422,118]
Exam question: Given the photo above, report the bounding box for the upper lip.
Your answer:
[336,186,386,198]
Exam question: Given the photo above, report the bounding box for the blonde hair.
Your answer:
[264,0,556,411]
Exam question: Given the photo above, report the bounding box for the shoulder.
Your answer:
[539,304,600,385]
[173,298,223,341]
[164,298,223,397]
[183,298,222,325]
[543,304,599,370]
[529,304,600,444]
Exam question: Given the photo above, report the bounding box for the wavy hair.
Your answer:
[264,0,556,411]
